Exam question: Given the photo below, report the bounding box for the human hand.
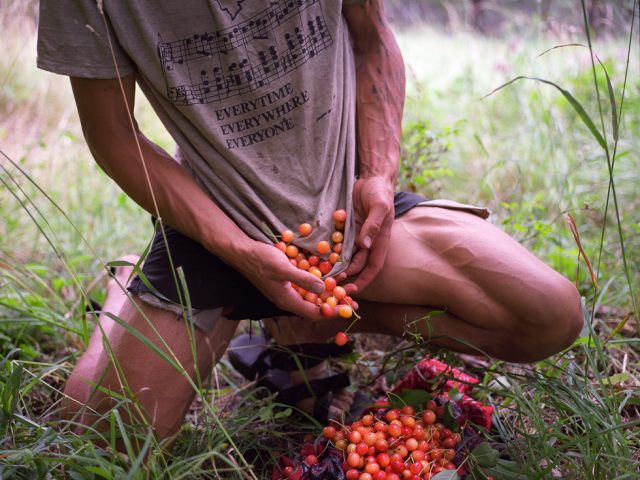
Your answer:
[339,176,394,295]
[236,240,341,320]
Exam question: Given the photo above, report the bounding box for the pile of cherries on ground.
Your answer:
[316,402,464,480]
[274,209,358,346]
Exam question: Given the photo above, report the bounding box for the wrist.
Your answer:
[199,223,257,272]
[357,171,397,191]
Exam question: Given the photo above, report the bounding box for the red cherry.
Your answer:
[298,223,312,236]
[365,463,380,475]
[317,241,330,255]
[324,277,337,292]
[333,286,347,300]
[390,460,404,473]
[322,426,336,439]
[376,453,390,467]
[348,430,362,444]
[401,406,415,416]
[281,229,294,243]
[304,292,318,304]
[305,454,318,466]
[338,305,353,318]
[346,470,360,480]
[335,331,349,346]
[319,261,332,275]
[333,209,347,223]
[347,452,362,468]
[422,411,436,425]
[375,438,389,452]
[356,442,368,455]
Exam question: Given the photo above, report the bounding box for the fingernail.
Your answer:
[364,235,372,248]
[313,283,325,294]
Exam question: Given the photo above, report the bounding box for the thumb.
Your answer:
[358,207,387,249]
[288,266,325,295]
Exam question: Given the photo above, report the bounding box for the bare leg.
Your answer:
[64,262,238,445]
[352,206,583,362]
[266,206,583,416]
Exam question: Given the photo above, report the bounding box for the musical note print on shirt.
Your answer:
[158,0,333,107]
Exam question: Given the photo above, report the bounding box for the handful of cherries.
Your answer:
[274,209,359,346]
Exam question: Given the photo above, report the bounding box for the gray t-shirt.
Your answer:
[38,0,357,273]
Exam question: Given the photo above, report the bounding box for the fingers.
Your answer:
[350,215,393,293]
[284,263,325,294]
[357,198,391,250]
[343,248,369,278]
[276,285,325,320]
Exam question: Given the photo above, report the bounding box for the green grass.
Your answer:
[1,2,639,479]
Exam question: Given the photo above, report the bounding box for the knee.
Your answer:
[506,277,584,362]
[61,372,90,427]
[61,358,113,431]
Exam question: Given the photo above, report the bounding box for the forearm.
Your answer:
[348,1,406,184]
[89,129,256,270]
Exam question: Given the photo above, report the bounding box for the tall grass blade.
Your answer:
[535,43,584,57]
[104,312,183,374]
[598,60,618,142]
[482,76,606,150]
[564,213,597,288]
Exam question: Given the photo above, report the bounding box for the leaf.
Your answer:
[388,389,430,409]
[604,311,633,344]
[471,443,500,468]
[565,213,597,288]
[275,408,292,419]
[443,402,460,433]
[85,467,115,479]
[479,458,529,480]
[104,312,182,373]
[595,56,618,141]
[602,372,630,386]
[448,387,463,402]
[482,76,606,150]
[2,363,23,417]
[431,471,461,480]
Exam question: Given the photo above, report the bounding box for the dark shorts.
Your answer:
[128,192,429,323]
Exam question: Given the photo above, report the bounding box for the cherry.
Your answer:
[319,260,332,275]
[335,331,349,346]
[298,223,312,236]
[282,466,294,478]
[323,426,336,439]
[317,240,330,255]
[333,209,347,223]
[333,286,347,300]
[338,304,353,318]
